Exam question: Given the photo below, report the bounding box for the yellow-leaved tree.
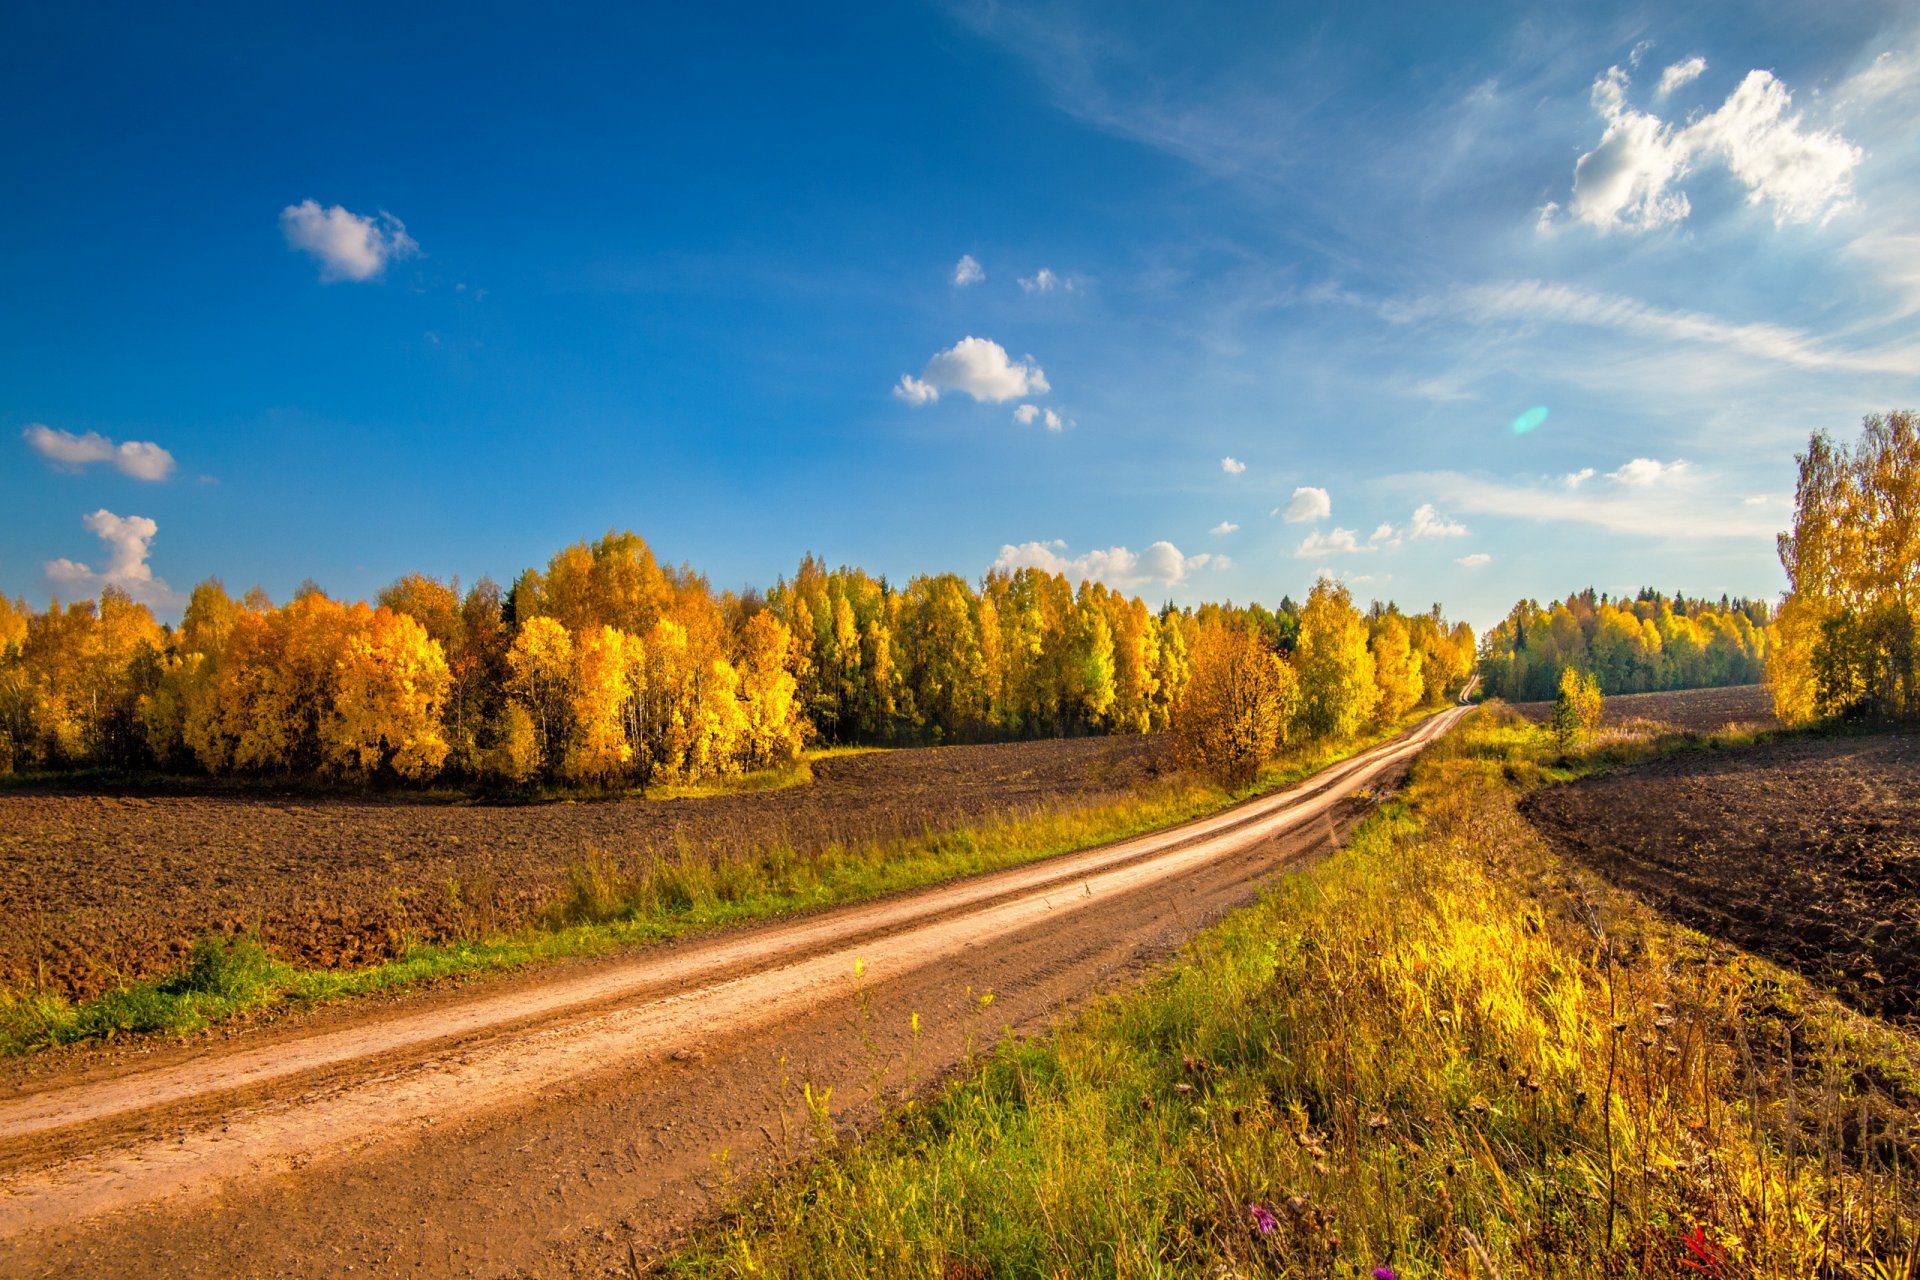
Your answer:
[1293,580,1380,740]
[563,624,643,785]
[1369,612,1424,723]
[1770,411,1919,722]
[324,605,452,780]
[1171,623,1299,787]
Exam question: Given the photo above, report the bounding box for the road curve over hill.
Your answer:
[0,707,1466,1279]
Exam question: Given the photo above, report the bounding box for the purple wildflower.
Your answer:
[1248,1202,1278,1235]
[1373,1269,1399,1280]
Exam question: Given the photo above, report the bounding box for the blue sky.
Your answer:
[4,1,1917,630]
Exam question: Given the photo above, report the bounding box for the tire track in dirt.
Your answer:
[0,709,1461,1278]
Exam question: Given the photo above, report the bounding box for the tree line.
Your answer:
[1770,410,1918,722]
[1476,588,1772,702]
[0,531,1474,787]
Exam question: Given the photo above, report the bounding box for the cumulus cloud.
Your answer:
[1408,503,1467,538]
[23,424,175,481]
[1276,486,1331,523]
[1221,456,1246,474]
[1211,521,1239,536]
[1013,404,1039,425]
[1293,527,1365,558]
[1043,408,1065,431]
[280,200,419,282]
[894,374,939,405]
[1608,457,1691,485]
[952,254,985,286]
[1562,63,1861,232]
[43,509,185,610]
[1655,56,1707,99]
[895,336,1050,405]
[1564,467,1597,488]
[1456,553,1493,568]
[1692,71,1863,226]
[990,539,1221,589]
[1019,267,1063,294]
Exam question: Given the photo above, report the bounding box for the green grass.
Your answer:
[662,706,1919,1279]
[0,718,1432,1058]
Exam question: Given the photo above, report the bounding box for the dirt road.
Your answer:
[0,709,1463,1278]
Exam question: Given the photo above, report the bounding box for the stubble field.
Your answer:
[0,736,1167,1001]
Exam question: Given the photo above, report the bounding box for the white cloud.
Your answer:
[1369,522,1396,543]
[1408,502,1467,538]
[1655,56,1707,100]
[990,538,1221,589]
[1211,520,1239,536]
[43,509,185,610]
[1293,527,1366,558]
[23,425,176,481]
[1688,71,1862,227]
[1220,456,1246,474]
[1019,267,1063,294]
[894,374,939,405]
[280,200,418,282]
[1402,467,1779,541]
[1276,486,1331,523]
[1013,404,1039,425]
[952,254,985,286]
[1569,67,1692,231]
[1456,553,1493,568]
[1835,48,1920,113]
[1405,279,1918,374]
[1563,64,1861,233]
[1563,467,1596,488]
[1608,457,1691,485]
[1043,408,1065,431]
[896,336,1050,405]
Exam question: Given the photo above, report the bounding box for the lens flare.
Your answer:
[1511,405,1549,435]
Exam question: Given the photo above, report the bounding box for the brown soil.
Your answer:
[1507,682,1778,734]
[1523,731,1920,1021]
[0,736,1165,999]
[0,710,1464,1279]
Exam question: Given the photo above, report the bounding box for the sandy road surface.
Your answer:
[1,709,1463,1278]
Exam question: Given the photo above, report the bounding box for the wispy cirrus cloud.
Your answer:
[1399,462,1780,541]
[1384,279,1918,374]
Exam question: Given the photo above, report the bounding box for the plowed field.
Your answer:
[0,737,1165,1000]
[1508,682,1778,734]
[1524,731,1920,1021]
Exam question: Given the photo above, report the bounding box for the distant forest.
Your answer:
[0,534,1475,788]
[1477,589,1772,702]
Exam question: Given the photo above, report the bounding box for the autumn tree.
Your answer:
[1369,611,1424,723]
[1771,411,1919,722]
[1293,580,1380,740]
[1172,623,1299,787]
[1549,666,1604,752]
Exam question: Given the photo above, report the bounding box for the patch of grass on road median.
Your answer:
[0,718,1430,1057]
[664,705,1918,1279]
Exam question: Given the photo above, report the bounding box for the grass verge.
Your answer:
[0,718,1430,1058]
[663,706,1919,1279]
